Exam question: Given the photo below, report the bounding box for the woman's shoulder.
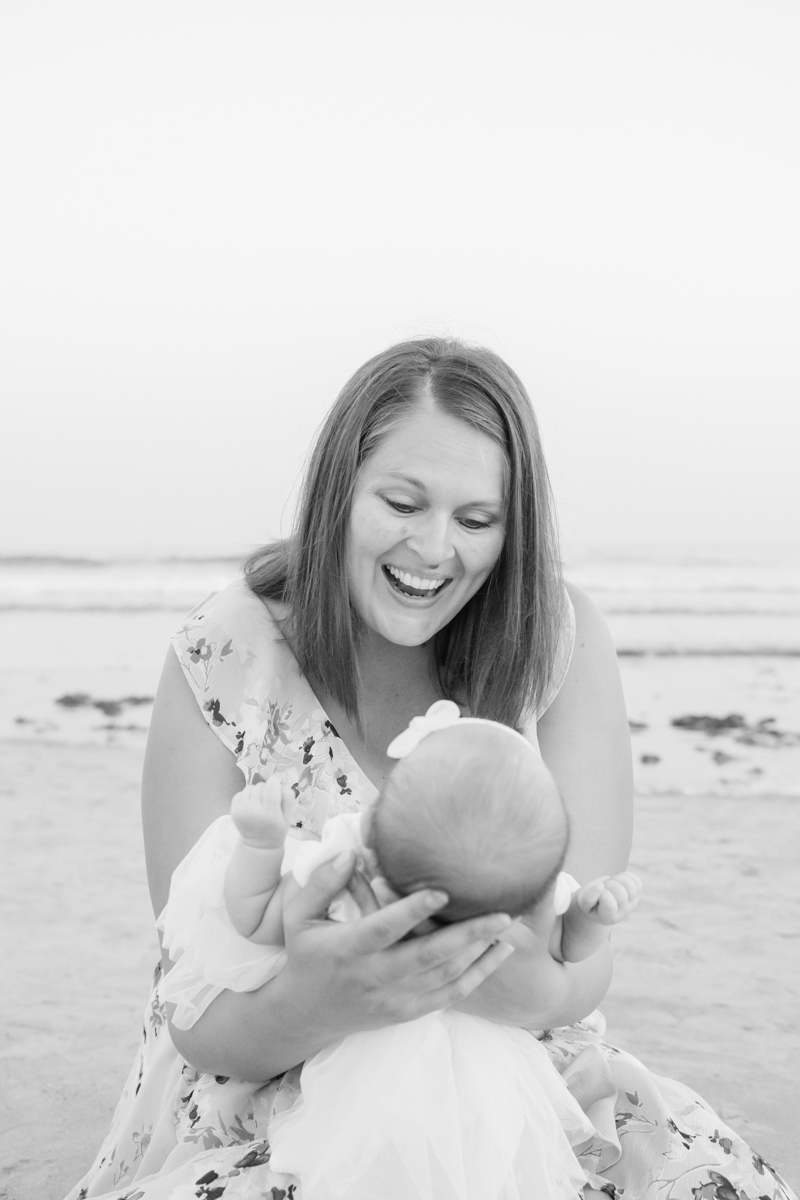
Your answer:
[171,579,367,832]
[175,578,296,659]
[561,581,617,666]
[170,579,298,751]
[179,577,285,638]
[537,581,620,722]
[562,580,602,624]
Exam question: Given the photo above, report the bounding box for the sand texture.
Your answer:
[1,740,798,1200]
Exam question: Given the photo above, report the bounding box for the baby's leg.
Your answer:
[560,872,642,963]
[225,778,290,941]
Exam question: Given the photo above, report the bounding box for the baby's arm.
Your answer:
[556,872,641,963]
[224,778,291,945]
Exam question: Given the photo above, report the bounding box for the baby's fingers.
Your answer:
[593,889,623,924]
[604,872,642,915]
[595,876,640,924]
[576,877,609,916]
[615,872,643,905]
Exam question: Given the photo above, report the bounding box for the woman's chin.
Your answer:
[372,619,440,648]
[365,604,450,648]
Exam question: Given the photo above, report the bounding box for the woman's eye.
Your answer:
[460,516,494,531]
[385,499,418,515]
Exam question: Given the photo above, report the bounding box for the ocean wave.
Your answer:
[634,785,800,798]
[0,602,201,612]
[602,606,800,615]
[0,554,244,567]
[617,648,800,657]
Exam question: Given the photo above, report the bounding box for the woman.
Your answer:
[68,338,795,1200]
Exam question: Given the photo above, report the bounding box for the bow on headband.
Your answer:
[386,699,463,758]
[386,701,542,760]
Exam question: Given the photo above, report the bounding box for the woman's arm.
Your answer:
[538,583,633,881]
[142,647,245,918]
[144,647,514,1080]
[455,583,633,1026]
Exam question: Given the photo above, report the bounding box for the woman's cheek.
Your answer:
[349,505,387,557]
[464,531,504,582]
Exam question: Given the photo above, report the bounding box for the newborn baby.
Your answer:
[159,701,640,1199]
[223,703,639,974]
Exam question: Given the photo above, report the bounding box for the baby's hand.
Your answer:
[576,872,642,925]
[230,777,290,849]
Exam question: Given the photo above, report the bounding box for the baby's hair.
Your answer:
[372,723,568,922]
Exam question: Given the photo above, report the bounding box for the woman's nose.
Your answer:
[405,512,455,568]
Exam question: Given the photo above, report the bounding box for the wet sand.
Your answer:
[1,740,798,1199]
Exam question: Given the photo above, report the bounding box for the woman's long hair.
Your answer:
[244,337,564,730]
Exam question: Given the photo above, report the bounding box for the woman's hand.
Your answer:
[168,849,515,1080]
[454,916,613,1029]
[281,851,515,1024]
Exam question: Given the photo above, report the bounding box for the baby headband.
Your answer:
[386,700,538,759]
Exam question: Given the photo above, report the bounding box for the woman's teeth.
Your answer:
[384,565,447,597]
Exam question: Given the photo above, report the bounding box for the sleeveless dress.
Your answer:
[66,580,797,1200]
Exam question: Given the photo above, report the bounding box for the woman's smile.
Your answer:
[382,564,452,600]
[346,398,506,646]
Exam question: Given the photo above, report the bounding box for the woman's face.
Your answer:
[346,399,506,647]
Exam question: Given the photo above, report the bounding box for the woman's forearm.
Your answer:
[164,864,523,1082]
[167,967,343,1082]
[454,932,613,1028]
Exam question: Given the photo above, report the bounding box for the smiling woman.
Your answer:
[65,338,797,1200]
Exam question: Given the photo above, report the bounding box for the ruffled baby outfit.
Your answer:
[157,807,593,1199]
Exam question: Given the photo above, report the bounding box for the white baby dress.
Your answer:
[157,811,596,1200]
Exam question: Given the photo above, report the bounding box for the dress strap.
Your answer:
[171,579,279,758]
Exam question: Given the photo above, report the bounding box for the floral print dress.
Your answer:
[66,580,796,1200]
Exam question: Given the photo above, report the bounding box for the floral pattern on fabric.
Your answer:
[67,975,796,1200]
[65,582,797,1200]
[172,585,363,836]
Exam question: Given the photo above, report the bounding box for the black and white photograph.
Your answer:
[1,4,798,1198]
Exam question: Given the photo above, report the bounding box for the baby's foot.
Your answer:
[577,872,642,925]
[230,777,289,848]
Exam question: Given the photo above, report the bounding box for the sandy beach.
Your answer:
[1,739,798,1200]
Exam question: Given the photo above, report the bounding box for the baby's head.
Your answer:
[367,720,568,922]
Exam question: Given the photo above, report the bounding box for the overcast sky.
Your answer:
[1,2,798,558]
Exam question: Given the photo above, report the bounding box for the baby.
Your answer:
[207,700,641,1200]
[224,701,640,973]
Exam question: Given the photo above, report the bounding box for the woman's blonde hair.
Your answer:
[245,337,564,729]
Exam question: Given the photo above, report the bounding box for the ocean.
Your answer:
[1,547,798,796]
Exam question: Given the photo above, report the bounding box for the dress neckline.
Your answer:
[260,594,381,805]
